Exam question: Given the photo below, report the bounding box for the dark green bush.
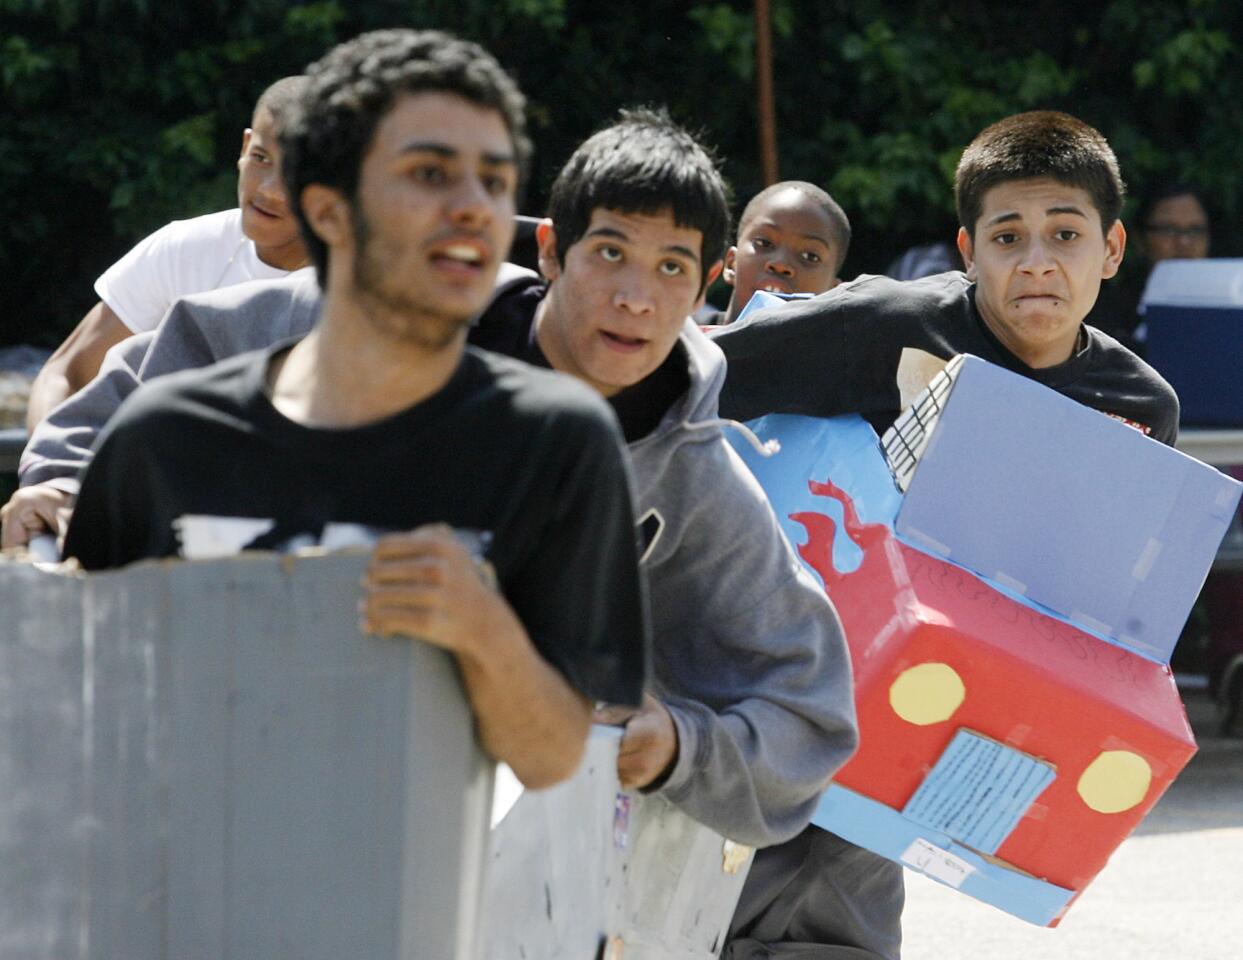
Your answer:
[3,0,1240,344]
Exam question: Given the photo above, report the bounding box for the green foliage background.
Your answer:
[2,0,1241,345]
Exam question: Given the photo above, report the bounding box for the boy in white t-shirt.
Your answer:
[25,75,310,430]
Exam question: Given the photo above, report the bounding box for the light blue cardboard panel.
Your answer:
[900,730,1056,855]
[813,783,1074,927]
[729,414,902,586]
[894,356,1241,662]
[729,413,1141,653]
[734,289,815,322]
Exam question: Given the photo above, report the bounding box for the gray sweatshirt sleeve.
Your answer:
[18,275,316,491]
[18,331,155,491]
[134,274,319,382]
[644,442,858,848]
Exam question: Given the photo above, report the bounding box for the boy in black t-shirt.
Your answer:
[715,111,1180,959]
[64,30,647,790]
[715,111,1178,446]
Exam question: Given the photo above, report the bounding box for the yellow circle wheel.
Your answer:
[889,662,966,726]
[1077,750,1152,814]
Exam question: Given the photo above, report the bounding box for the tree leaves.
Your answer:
[3,0,1242,344]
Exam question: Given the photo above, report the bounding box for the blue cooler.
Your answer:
[1141,259,1243,426]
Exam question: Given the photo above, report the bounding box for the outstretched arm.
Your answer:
[26,301,132,431]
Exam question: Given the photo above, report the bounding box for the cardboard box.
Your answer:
[885,354,1241,663]
[1142,258,1243,426]
[733,409,1216,925]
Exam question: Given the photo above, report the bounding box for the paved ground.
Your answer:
[901,687,1243,960]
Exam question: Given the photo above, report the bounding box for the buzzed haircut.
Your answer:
[547,106,731,294]
[281,28,530,287]
[254,75,309,126]
[955,110,1125,236]
[739,180,852,274]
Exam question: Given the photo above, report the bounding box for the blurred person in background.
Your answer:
[24,76,311,431]
[5,76,310,546]
[1090,182,1211,352]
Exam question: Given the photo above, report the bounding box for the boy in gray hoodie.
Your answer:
[470,108,858,846]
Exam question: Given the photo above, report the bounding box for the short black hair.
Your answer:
[547,107,731,294]
[253,75,309,127]
[955,111,1125,236]
[738,180,852,274]
[281,29,530,287]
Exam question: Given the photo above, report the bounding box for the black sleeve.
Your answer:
[502,408,649,708]
[712,295,855,422]
[62,413,162,570]
[1151,385,1180,446]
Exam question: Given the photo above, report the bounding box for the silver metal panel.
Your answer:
[0,553,491,960]
[0,560,85,960]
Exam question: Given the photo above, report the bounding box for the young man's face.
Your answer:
[1142,193,1210,263]
[237,107,305,269]
[724,188,841,321]
[342,91,518,347]
[957,177,1125,368]
[535,208,717,396]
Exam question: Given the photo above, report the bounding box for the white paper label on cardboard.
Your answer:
[1070,610,1113,638]
[900,838,976,889]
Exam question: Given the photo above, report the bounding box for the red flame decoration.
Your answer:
[790,478,889,586]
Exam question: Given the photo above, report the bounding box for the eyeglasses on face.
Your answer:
[1145,224,1209,240]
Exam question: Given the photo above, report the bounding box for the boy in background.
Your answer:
[25,75,311,429]
[709,180,850,325]
[6,76,310,546]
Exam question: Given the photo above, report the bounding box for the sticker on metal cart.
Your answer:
[613,793,631,850]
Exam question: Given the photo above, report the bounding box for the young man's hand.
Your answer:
[1,485,74,548]
[596,693,679,790]
[359,523,512,660]
[360,522,592,790]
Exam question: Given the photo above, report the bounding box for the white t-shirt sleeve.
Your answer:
[94,209,281,334]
